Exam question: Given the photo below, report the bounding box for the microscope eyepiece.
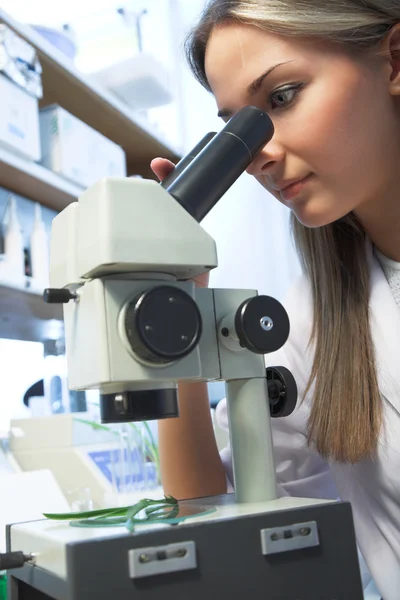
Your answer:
[160,132,216,188]
[165,106,274,222]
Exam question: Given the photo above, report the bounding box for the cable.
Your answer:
[0,552,34,571]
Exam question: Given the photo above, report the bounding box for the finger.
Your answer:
[192,272,210,288]
[150,157,176,182]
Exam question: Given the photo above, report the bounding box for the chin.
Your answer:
[293,211,332,228]
[291,198,346,229]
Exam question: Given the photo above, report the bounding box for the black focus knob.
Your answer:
[267,366,297,418]
[124,285,202,365]
[43,288,77,304]
[234,295,290,354]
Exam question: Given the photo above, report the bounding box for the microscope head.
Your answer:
[45,107,274,423]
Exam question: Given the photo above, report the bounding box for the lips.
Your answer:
[272,174,309,191]
[279,174,313,202]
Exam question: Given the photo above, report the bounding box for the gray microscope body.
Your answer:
[6,107,364,599]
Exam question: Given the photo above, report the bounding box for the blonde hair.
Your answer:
[185,0,400,463]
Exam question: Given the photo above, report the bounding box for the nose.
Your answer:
[246,140,285,176]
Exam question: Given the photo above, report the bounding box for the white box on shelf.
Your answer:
[0,72,41,162]
[39,105,127,188]
[92,53,173,111]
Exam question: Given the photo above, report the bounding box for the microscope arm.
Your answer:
[214,288,297,503]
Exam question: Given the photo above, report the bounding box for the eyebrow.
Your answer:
[217,60,295,119]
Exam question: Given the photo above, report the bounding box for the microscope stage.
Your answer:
[7,494,365,600]
[9,494,330,579]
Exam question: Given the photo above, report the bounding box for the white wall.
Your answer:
[0,340,42,432]
[0,0,139,27]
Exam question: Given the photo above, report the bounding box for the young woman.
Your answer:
[151,2,400,598]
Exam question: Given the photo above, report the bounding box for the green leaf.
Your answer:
[43,506,132,520]
[44,496,176,523]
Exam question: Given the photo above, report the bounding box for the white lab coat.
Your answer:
[216,247,400,600]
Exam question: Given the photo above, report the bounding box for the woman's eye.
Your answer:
[269,84,303,110]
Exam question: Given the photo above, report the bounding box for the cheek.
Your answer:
[289,80,394,194]
[253,77,399,227]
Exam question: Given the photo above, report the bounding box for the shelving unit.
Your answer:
[0,8,182,342]
[0,279,63,342]
[0,7,181,212]
[0,145,85,212]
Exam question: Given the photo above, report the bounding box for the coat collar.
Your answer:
[368,241,400,415]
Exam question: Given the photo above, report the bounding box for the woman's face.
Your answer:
[205,24,400,227]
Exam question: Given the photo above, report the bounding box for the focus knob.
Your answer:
[235,295,290,354]
[124,285,202,365]
[43,288,77,304]
[267,366,298,418]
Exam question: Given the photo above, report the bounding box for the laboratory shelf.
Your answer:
[0,8,180,210]
[0,8,181,204]
[0,278,62,343]
[0,145,85,212]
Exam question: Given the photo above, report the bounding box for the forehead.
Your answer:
[205,23,334,105]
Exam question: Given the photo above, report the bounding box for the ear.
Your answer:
[381,23,400,96]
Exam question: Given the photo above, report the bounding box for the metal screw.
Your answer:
[270,533,280,541]
[145,325,153,332]
[25,553,37,565]
[300,527,311,536]
[181,335,188,341]
[139,553,150,563]
[169,296,176,303]
[260,316,274,331]
[114,394,126,414]
[176,548,187,558]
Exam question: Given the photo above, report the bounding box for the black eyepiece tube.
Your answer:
[161,132,216,189]
[165,106,274,222]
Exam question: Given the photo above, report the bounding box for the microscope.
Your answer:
[6,107,364,599]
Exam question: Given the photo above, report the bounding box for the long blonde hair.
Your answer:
[185,0,399,463]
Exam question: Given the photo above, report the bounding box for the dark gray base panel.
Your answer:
[7,501,364,600]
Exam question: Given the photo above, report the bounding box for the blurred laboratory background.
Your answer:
[0,0,300,535]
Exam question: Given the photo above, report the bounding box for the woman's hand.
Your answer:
[150,157,210,289]
[150,157,176,182]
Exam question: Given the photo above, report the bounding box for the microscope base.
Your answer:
[6,494,363,600]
